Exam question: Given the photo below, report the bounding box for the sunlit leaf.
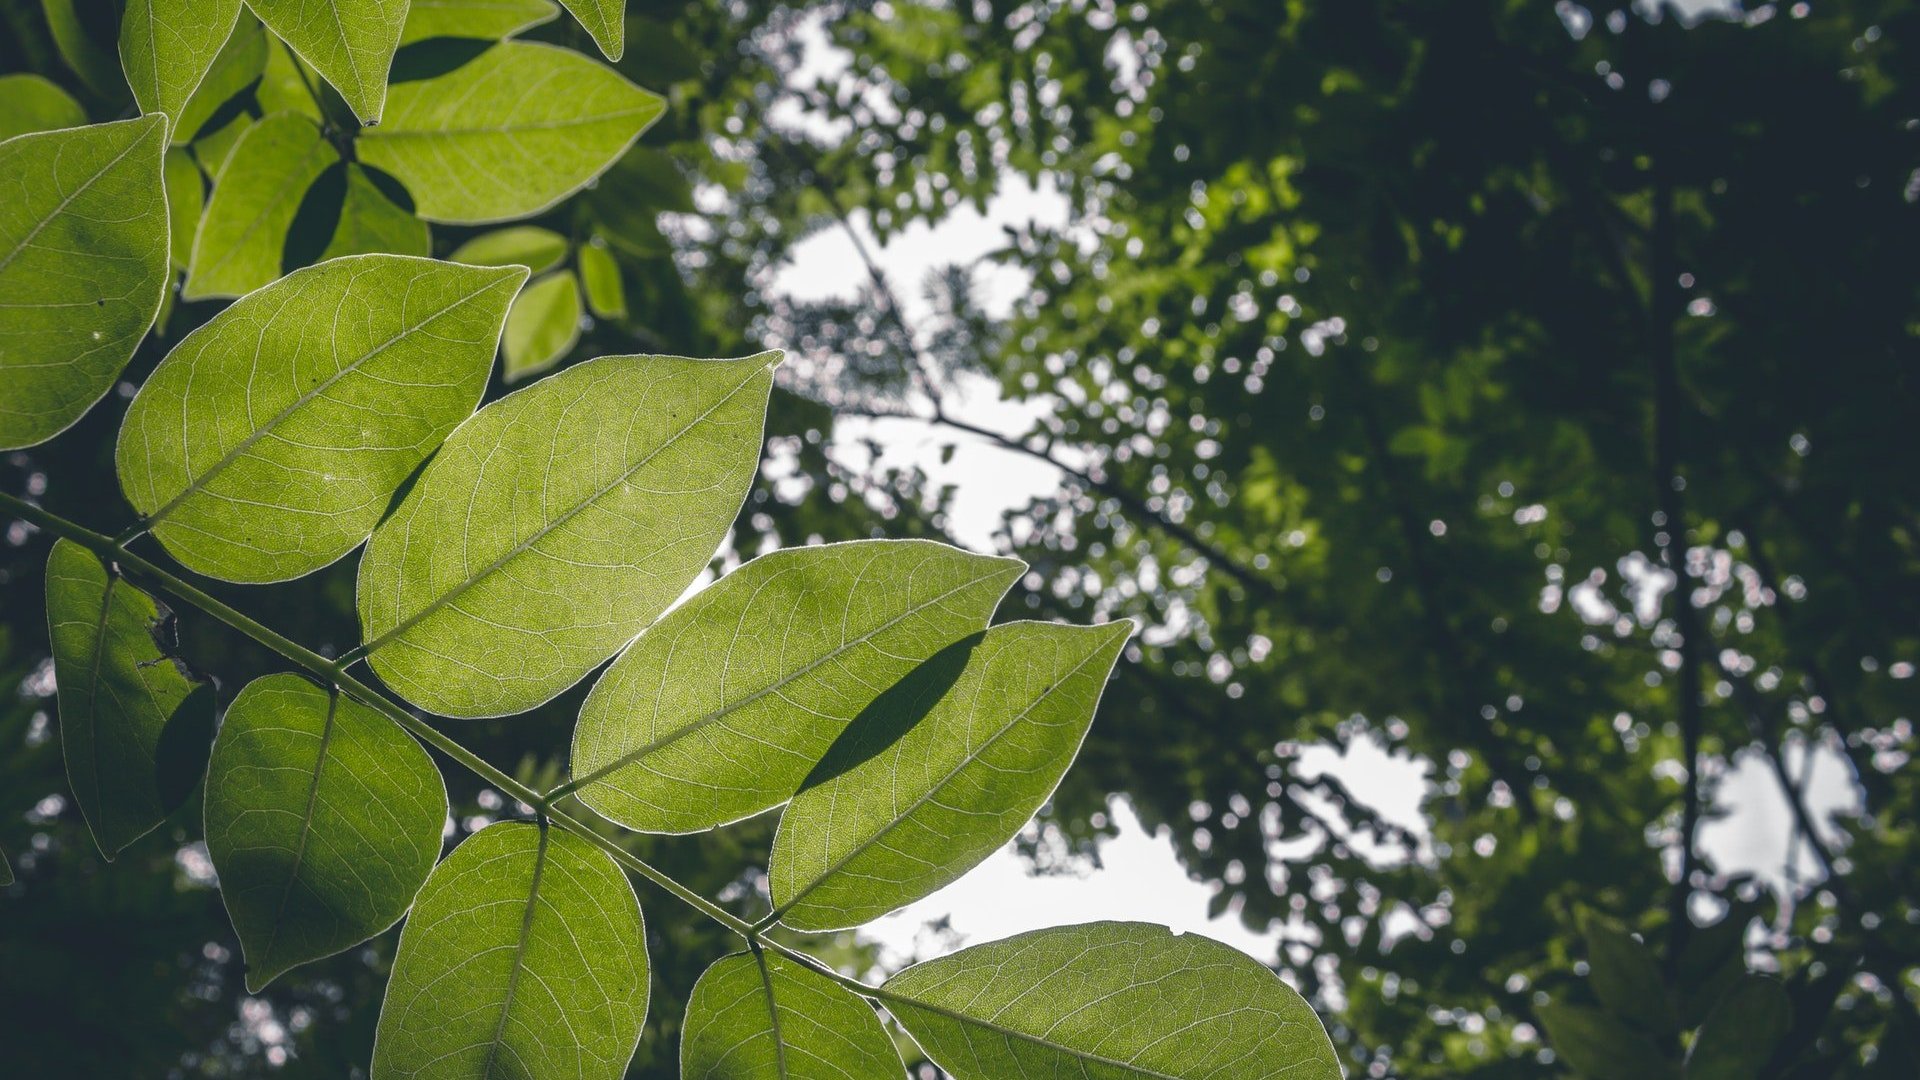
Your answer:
[556,0,624,62]
[119,254,525,582]
[248,0,406,124]
[173,14,266,143]
[400,0,558,46]
[1686,976,1791,1080]
[321,164,430,260]
[190,111,250,175]
[572,540,1022,834]
[371,822,648,1080]
[164,146,202,268]
[1536,1003,1679,1080]
[184,112,334,300]
[0,115,170,450]
[0,73,87,139]
[46,540,210,858]
[254,34,325,122]
[449,225,569,273]
[358,350,779,717]
[204,674,447,991]
[769,620,1130,930]
[356,41,663,224]
[682,950,901,1080]
[118,0,242,139]
[881,922,1342,1080]
[502,271,581,382]
[578,239,625,318]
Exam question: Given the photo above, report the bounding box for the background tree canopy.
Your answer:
[1,0,1916,1076]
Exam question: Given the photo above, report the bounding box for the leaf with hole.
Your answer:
[449,225,569,274]
[46,539,211,858]
[184,112,334,300]
[248,0,406,124]
[356,41,663,224]
[881,922,1342,1080]
[502,271,581,382]
[0,73,87,139]
[571,540,1022,834]
[321,164,430,260]
[370,822,648,1080]
[358,350,779,717]
[118,0,242,139]
[770,619,1130,931]
[205,674,447,991]
[682,950,901,1080]
[0,115,170,450]
[400,0,558,46]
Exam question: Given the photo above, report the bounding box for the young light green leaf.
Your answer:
[248,0,406,124]
[371,822,648,1080]
[502,271,581,382]
[42,0,127,100]
[682,951,901,1080]
[0,115,170,450]
[184,112,334,300]
[571,540,1022,834]
[357,350,780,717]
[46,540,210,859]
[880,922,1341,1080]
[164,147,203,268]
[1686,976,1791,1080]
[321,164,430,260]
[0,73,88,139]
[191,111,251,175]
[769,620,1131,931]
[118,255,525,583]
[578,239,625,318]
[356,41,664,224]
[119,0,243,139]
[173,15,267,143]
[205,674,447,992]
[400,0,558,46]
[1535,1003,1679,1080]
[449,225,569,273]
[1581,911,1673,1035]
[556,0,624,62]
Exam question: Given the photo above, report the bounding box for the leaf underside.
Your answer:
[248,0,407,124]
[682,951,901,1080]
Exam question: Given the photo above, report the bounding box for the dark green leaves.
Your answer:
[356,42,663,223]
[682,951,900,1080]
[881,922,1342,1080]
[1535,1003,1679,1080]
[1581,912,1673,1036]
[118,0,243,138]
[0,73,86,139]
[372,822,648,1080]
[248,0,407,124]
[1686,976,1791,1080]
[205,675,447,991]
[46,540,209,858]
[0,115,170,450]
[184,112,334,300]
[118,255,526,583]
[769,620,1131,931]
[571,540,1022,834]
[357,351,779,718]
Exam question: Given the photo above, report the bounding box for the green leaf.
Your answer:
[190,111,250,176]
[357,350,780,717]
[43,0,127,100]
[0,115,170,450]
[0,74,88,140]
[255,34,325,122]
[321,164,430,260]
[164,146,203,268]
[880,922,1341,1080]
[400,0,558,46]
[556,0,624,62]
[184,112,334,300]
[248,0,406,124]
[769,619,1132,931]
[173,14,266,143]
[0,844,12,886]
[578,239,625,318]
[46,539,210,858]
[449,225,569,273]
[682,950,901,1080]
[356,41,664,224]
[1536,1002,1679,1080]
[371,822,648,1080]
[118,0,243,139]
[502,271,581,382]
[1581,911,1673,1034]
[118,254,525,583]
[1687,976,1791,1080]
[204,674,447,992]
[571,540,1022,834]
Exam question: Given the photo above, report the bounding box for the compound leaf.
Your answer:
[682,951,901,1080]
[321,163,430,260]
[449,225,569,274]
[356,41,663,224]
[46,539,210,858]
[205,674,447,991]
[184,111,334,300]
[501,270,581,382]
[770,620,1131,931]
[358,350,779,718]
[0,73,88,140]
[0,115,170,450]
[118,254,524,583]
[881,922,1341,1080]
[571,540,1022,834]
[400,0,558,46]
[118,0,243,139]
[371,822,648,1080]
[248,0,406,124]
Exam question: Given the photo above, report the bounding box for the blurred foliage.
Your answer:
[2,0,1917,1077]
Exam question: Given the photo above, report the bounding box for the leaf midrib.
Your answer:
[256,689,339,979]
[752,950,791,1080]
[0,120,155,276]
[480,824,551,1080]
[872,985,1189,1080]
